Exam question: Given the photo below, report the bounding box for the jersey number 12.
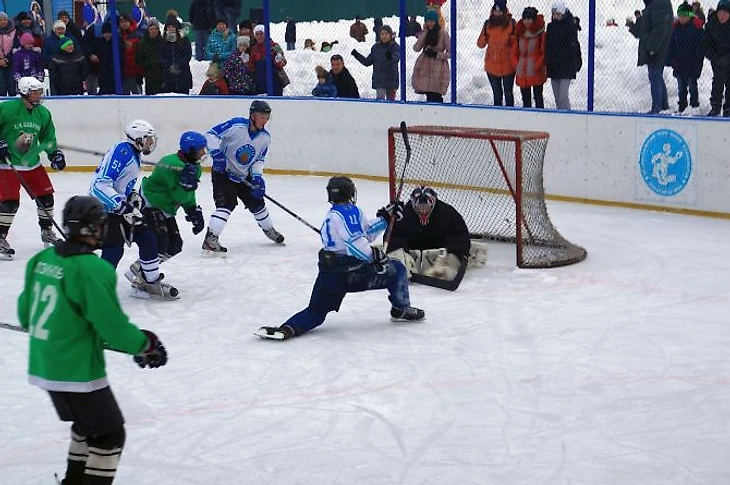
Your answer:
[29,282,57,340]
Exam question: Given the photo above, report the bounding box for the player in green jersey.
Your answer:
[124,131,207,297]
[0,77,67,260]
[17,195,168,485]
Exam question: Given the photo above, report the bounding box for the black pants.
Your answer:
[425,92,443,103]
[488,73,515,106]
[143,208,183,258]
[211,169,265,213]
[520,85,544,108]
[710,62,730,115]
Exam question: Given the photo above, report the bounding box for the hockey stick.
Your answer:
[0,321,128,354]
[382,121,411,253]
[241,179,320,235]
[8,143,67,240]
[57,144,175,170]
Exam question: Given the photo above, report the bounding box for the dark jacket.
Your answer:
[704,11,730,67]
[135,31,164,95]
[666,19,704,78]
[352,40,400,90]
[285,19,296,43]
[331,66,360,98]
[545,10,582,79]
[48,49,89,94]
[189,0,215,31]
[631,0,673,67]
[389,200,471,259]
[158,36,193,94]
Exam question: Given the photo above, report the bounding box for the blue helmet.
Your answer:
[179,131,207,153]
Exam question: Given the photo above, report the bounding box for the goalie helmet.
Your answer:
[326,176,357,204]
[410,186,437,225]
[125,119,157,155]
[63,195,107,241]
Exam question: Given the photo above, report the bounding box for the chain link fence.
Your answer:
[13,0,723,117]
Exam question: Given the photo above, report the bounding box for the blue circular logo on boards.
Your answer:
[639,129,692,196]
[235,144,256,165]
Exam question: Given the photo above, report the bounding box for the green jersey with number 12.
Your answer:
[17,247,147,392]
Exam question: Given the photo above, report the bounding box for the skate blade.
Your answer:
[202,249,227,258]
[130,286,151,299]
[0,254,13,261]
[390,316,427,323]
[253,329,286,340]
[124,270,138,284]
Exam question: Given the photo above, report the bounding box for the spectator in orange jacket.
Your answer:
[477,0,517,106]
[512,6,547,108]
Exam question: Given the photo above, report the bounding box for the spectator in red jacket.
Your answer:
[118,13,143,94]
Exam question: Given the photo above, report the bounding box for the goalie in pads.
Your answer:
[388,186,486,291]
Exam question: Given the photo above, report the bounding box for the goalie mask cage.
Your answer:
[387,125,587,268]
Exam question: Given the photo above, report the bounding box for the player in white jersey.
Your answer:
[89,119,178,299]
[255,176,425,340]
[202,100,284,255]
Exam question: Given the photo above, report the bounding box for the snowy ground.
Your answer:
[1,173,729,484]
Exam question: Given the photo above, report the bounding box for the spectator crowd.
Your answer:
[0,0,728,117]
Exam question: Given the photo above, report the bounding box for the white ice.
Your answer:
[1,172,729,484]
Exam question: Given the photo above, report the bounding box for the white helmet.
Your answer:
[17,77,44,104]
[125,119,157,155]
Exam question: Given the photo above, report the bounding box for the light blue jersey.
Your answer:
[205,117,271,182]
[89,141,141,213]
[320,203,387,261]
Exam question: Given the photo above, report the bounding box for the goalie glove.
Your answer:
[371,245,389,275]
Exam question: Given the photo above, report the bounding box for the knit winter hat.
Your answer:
[165,16,181,30]
[17,11,31,21]
[424,9,439,22]
[492,0,508,12]
[52,20,66,30]
[0,12,8,20]
[101,21,112,34]
[253,24,265,35]
[315,65,328,79]
[552,1,567,14]
[522,6,539,19]
[718,0,730,12]
[19,32,34,45]
[59,36,74,50]
[677,2,694,16]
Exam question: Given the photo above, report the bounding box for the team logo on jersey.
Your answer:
[639,129,691,196]
[236,144,256,165]
[15,131,35,154]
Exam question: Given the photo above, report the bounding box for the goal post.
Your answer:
[387,125,587,268]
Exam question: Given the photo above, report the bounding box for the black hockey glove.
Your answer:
[114,201,143,226]
[371,245,390,274]
[134,330,168,369]
[0,140,9,164]
[377,200,404,222]
[179,162,199,191]
[185,205,205,235]
[250,175,265,198]
[424,48,437,59]
[49,150,66,171]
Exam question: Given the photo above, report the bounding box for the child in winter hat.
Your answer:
[718,0,730,12]
[552,1,567,15]
[493,0,508,12]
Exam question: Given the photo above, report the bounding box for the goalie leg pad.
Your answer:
[420,248,445,274]
[423,252,461,280]
[468,241,489,267]
[387,248,418,278]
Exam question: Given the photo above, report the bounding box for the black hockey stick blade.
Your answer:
[240,179,320,234]
[410,258,468,291]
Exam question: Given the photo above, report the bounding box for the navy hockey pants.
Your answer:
[283,260,410,336]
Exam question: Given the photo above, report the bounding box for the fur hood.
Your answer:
[515,14,545,37]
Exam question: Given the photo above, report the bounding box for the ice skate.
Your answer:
[390,306,425,322]
[202,229,227,257]
[262,227,285,244]
[0,238,14,261]
[124,260,142,284]
[130,273,179,300]
[40,228,60,248]
[254,325,294,340]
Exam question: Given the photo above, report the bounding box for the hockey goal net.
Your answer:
[387,125,587,268]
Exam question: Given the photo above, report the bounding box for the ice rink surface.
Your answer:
[1,173,729,485]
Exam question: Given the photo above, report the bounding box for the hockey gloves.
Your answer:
[250,175,266,198]
[49,150,66,171]
[134,329,168,369]
[185,205,205,235]
[371,245,390,274]
[179,163,199,191]
[377,200,404,222]
[0,140,9,164]
[114,201,144,226]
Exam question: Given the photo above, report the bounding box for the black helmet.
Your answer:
[410,186,437,225]
[249,100,272,116]
[326,176,357,204]
[63,196,106,240]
